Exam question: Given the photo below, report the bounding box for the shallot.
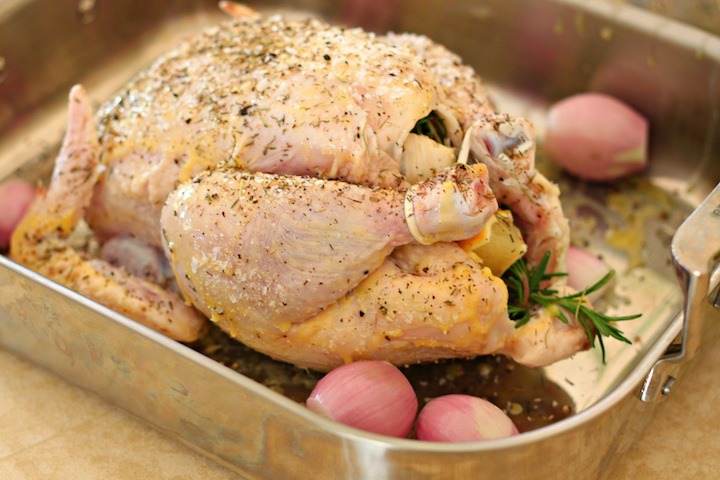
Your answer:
[306,360,418,438]
[544,93,648,181]
[415,394,519,442]
[0,179,36,250]
[566,246,613,302]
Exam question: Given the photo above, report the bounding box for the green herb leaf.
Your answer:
[502,252,641,363]
[411,111,447,144]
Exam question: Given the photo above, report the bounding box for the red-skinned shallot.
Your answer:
[0,179,36,250]
[544,93,648,181]
[415,394,519,442]
[306,360,418,438]
[566,246,613,302]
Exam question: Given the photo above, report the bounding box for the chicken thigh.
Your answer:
[11,9,590,370]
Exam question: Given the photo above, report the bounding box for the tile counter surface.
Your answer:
[1,318,719,480]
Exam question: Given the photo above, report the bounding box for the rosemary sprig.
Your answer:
[502,251,641,362]
[411,111,447,144]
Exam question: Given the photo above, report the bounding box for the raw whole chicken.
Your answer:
[10,7,588,371]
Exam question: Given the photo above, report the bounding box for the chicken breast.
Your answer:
[87,14,464,248]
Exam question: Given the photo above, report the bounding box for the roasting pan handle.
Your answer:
[638,182,720,403]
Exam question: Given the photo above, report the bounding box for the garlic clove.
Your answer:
[544,93,649,182]
[306,361,418,438]
[415,394,519,442]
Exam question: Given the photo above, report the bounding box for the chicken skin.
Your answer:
[11,9,588,370]
[10,86,206,341]
[86,14,459,249]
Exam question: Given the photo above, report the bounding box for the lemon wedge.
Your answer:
[458,210,527,276]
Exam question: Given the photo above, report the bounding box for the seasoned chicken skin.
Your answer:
[162,165,508,368]
[10,86,206,341]
[11,10,586,370]
[87,14,466,248]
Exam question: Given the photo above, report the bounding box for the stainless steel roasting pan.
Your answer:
[1,1,719,478]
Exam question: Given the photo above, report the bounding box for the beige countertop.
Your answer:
[0,318,719,480]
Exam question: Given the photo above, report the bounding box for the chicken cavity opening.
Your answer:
[400,110,459,184]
